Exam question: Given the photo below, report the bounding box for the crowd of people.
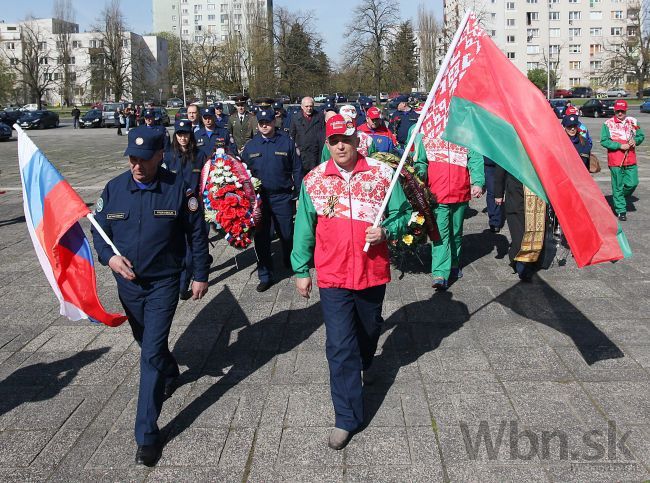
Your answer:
[89,93,645,465]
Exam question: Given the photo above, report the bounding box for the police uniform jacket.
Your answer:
[195,126,237,158]
[214,114,229,129]
[145,124,170,150]
[241,132,303,197]
[92,168,210,282]
[162,147,207,192]
[227,112,256,151]
[394,109,419,145]
[274,112,291,135]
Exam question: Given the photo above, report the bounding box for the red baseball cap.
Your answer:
[565,106,578,115]
[366,106,382,119]
[614,100,628,112]
[326,114,356,138]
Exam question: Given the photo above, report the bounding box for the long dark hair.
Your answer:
[171,130,199,164]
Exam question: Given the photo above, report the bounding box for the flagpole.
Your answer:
[86,213,122,257]
[363,10,473,252]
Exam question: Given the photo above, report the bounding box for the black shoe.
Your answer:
[256,281,273,292]
[618,213,627,221]
[135,444,161,467]
[489,225,500,233]
[164,376,178,399]
[179,289,192,300]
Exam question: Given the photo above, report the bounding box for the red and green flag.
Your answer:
[419,12,631,267]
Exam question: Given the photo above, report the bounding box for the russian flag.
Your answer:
[16,125,127,327]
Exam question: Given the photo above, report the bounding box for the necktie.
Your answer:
[240,116,244,123]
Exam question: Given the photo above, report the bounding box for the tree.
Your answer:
[417,3,440,90]
[343,0,399,99]
[0,59,16,105]
[52,0,76,106]
[2,19,60,108]
[239,0,274,97]
[386,21,417,92]
[600,1,650,99]
[95,0,130,101]
[527,67,558,94]
[182,34,222,105]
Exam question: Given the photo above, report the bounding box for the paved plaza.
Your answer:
[0,117,649,482]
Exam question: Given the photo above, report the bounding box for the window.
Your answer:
[611,27,622,36]
[39,57,48,65]
[9,57,18,65]
[221,3,228,12]
[569,11,581,20]
[527,62,539,69]
[526,0,537,3]
[590,44,603,55]
[549,11,560,20]
[569,78,581,86]
[183,18,189,25]
[195,25,202,31]
[526,45,540,54]
[221,34,228,41]
[590,0,600,6]
[568,0,580,3]
[569,44,581,53]
[590,27,602,36]
[549,45,560,55]
[122,39,128,47]
[194,4,202,11]
[89,39,103,48]
[507,52,515,59]
[6,26,16,31]
[70,56,75,64]
[208,14,215,20]
[507,35,515,43]
[195,14,202,21]
[172,25,177,31]
[549,28,560,37]
[194,35,202,42]
[490,12,496,20]
[590,11,602,20]
[207,4,216,10]
[590,60,602,70]
[38,41,47,50]
[53,72,59,81]
[182,8,188,14]
[569,61,581,69]
[221,14,229,23]
[527,28,539,38]
[233,3,241,9]
[569,27,581,38]
[172,15,176,21]
[506,18,515,27]
[5,42,14,49]
[506,2,515,9]
[611,10,623,19]
[182,28,189,34]
[72,40,81,48]
[628,26,638,37]
[526,12,538,24]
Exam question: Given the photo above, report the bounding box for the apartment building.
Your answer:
[444,0,642,91]
[0,18,168,106]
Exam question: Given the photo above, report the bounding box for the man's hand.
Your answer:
[296,276,312,298]
[621,143,630,151]
[495,197,504,206]
[108,255,136,280]
[191,281,208,300]
[365,226,386,245]
[629,139,636,147]
[471,185,484,198]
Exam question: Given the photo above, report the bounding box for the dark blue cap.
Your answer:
[256,109,275,122]
[362,99,374,108]
[124,126,164,158]
[272,101,283,110]
[174,118,192,133]
[395,95,409,104]
[562,114,580,127]
[214,102,223,109]
[324,101,337,112]
[201,107,215,117]
[143,109,155,118]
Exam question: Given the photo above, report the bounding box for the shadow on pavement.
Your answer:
[0,215,26,227]
[0,347,109,417]
[162,285,322,445]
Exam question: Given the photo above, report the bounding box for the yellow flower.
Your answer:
[402,234,414,245]
[415,214,425,225]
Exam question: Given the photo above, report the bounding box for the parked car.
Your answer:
[79,109,104,128]
[332,92,348,103]
[166,97,184,108]
[21,103,39,111]
[276,94,291,104]
[17,110,60,129]
[174,107,188,122]
[636,88,650,97]
[606,88,629,97]
[571,87,594,98]
[0,109,23,127]
[579,98,615,118]
[148,107,171,126]
[553,88,573,98]
[640,99,650,113]
[379,92,389,102]
[549,99,569,119]
[314,94,329,103]
[102,102,126,127]
[0,122,12,140]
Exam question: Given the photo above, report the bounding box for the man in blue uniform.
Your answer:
[91,126,210,467]
[273,101,291,135]
[241,109,303,292]
[356,97,373,127]
[143,108,170,149]
[391,95,419,146]
[213,102,229,129]
[195,106,237,158]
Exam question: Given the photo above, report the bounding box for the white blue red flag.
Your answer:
[16,125,127,327]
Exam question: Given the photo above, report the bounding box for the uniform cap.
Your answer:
[234,95,248,105]
[256,109,275,122]
[362,99,374,108]
[561,114,580,127]
[143,109,155,118]
[174,118,193,133]
[124,126,164,158]
[395,95,409,104]
[326,114,356,139]
[614,99,628,112]
[201,107,215,117]
[324,100,337,112]
[272,101,283,110]
[339,104,357,119]
[366,106,382,119]
[214,102,223,109]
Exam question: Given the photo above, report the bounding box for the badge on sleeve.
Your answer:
[96,197,103,213]
[188,196,199,212]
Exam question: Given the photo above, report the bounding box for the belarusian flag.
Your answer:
[419,12,631,267]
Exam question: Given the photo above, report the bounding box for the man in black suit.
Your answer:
[289,96,325,175]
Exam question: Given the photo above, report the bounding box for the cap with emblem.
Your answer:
[256,97,274,107]
[395,95,409,104]
[124,126,164,158]
[339,104,357,119]
[272,101,283,110]
[561,114,580,127]
[326,114,356,139]
[614,99,628,112]
[324,100,337,112]
[214,102,223,110]
[234,95,248,106]
[143,109,155,118]
[366,106,382,119]
[174,118,193,133]
[201,107,215,118]
[256,109,275,122]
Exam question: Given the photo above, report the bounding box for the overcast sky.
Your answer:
[1,0,444,63]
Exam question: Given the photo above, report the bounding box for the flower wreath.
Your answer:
[200,151,262,249]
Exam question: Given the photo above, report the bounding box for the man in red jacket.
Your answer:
[291,115,411,450]
[357,107,398,153]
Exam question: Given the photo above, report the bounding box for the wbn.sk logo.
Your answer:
[459,420,633,461]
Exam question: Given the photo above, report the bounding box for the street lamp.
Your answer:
[141,90,146,106]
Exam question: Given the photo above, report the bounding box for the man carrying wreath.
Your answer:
[291,114,411,450]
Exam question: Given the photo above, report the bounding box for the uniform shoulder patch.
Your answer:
[188,196,199,212]
[95,197,103,213]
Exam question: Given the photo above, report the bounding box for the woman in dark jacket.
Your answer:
[562,114,592,169]
[163,118,208,299]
